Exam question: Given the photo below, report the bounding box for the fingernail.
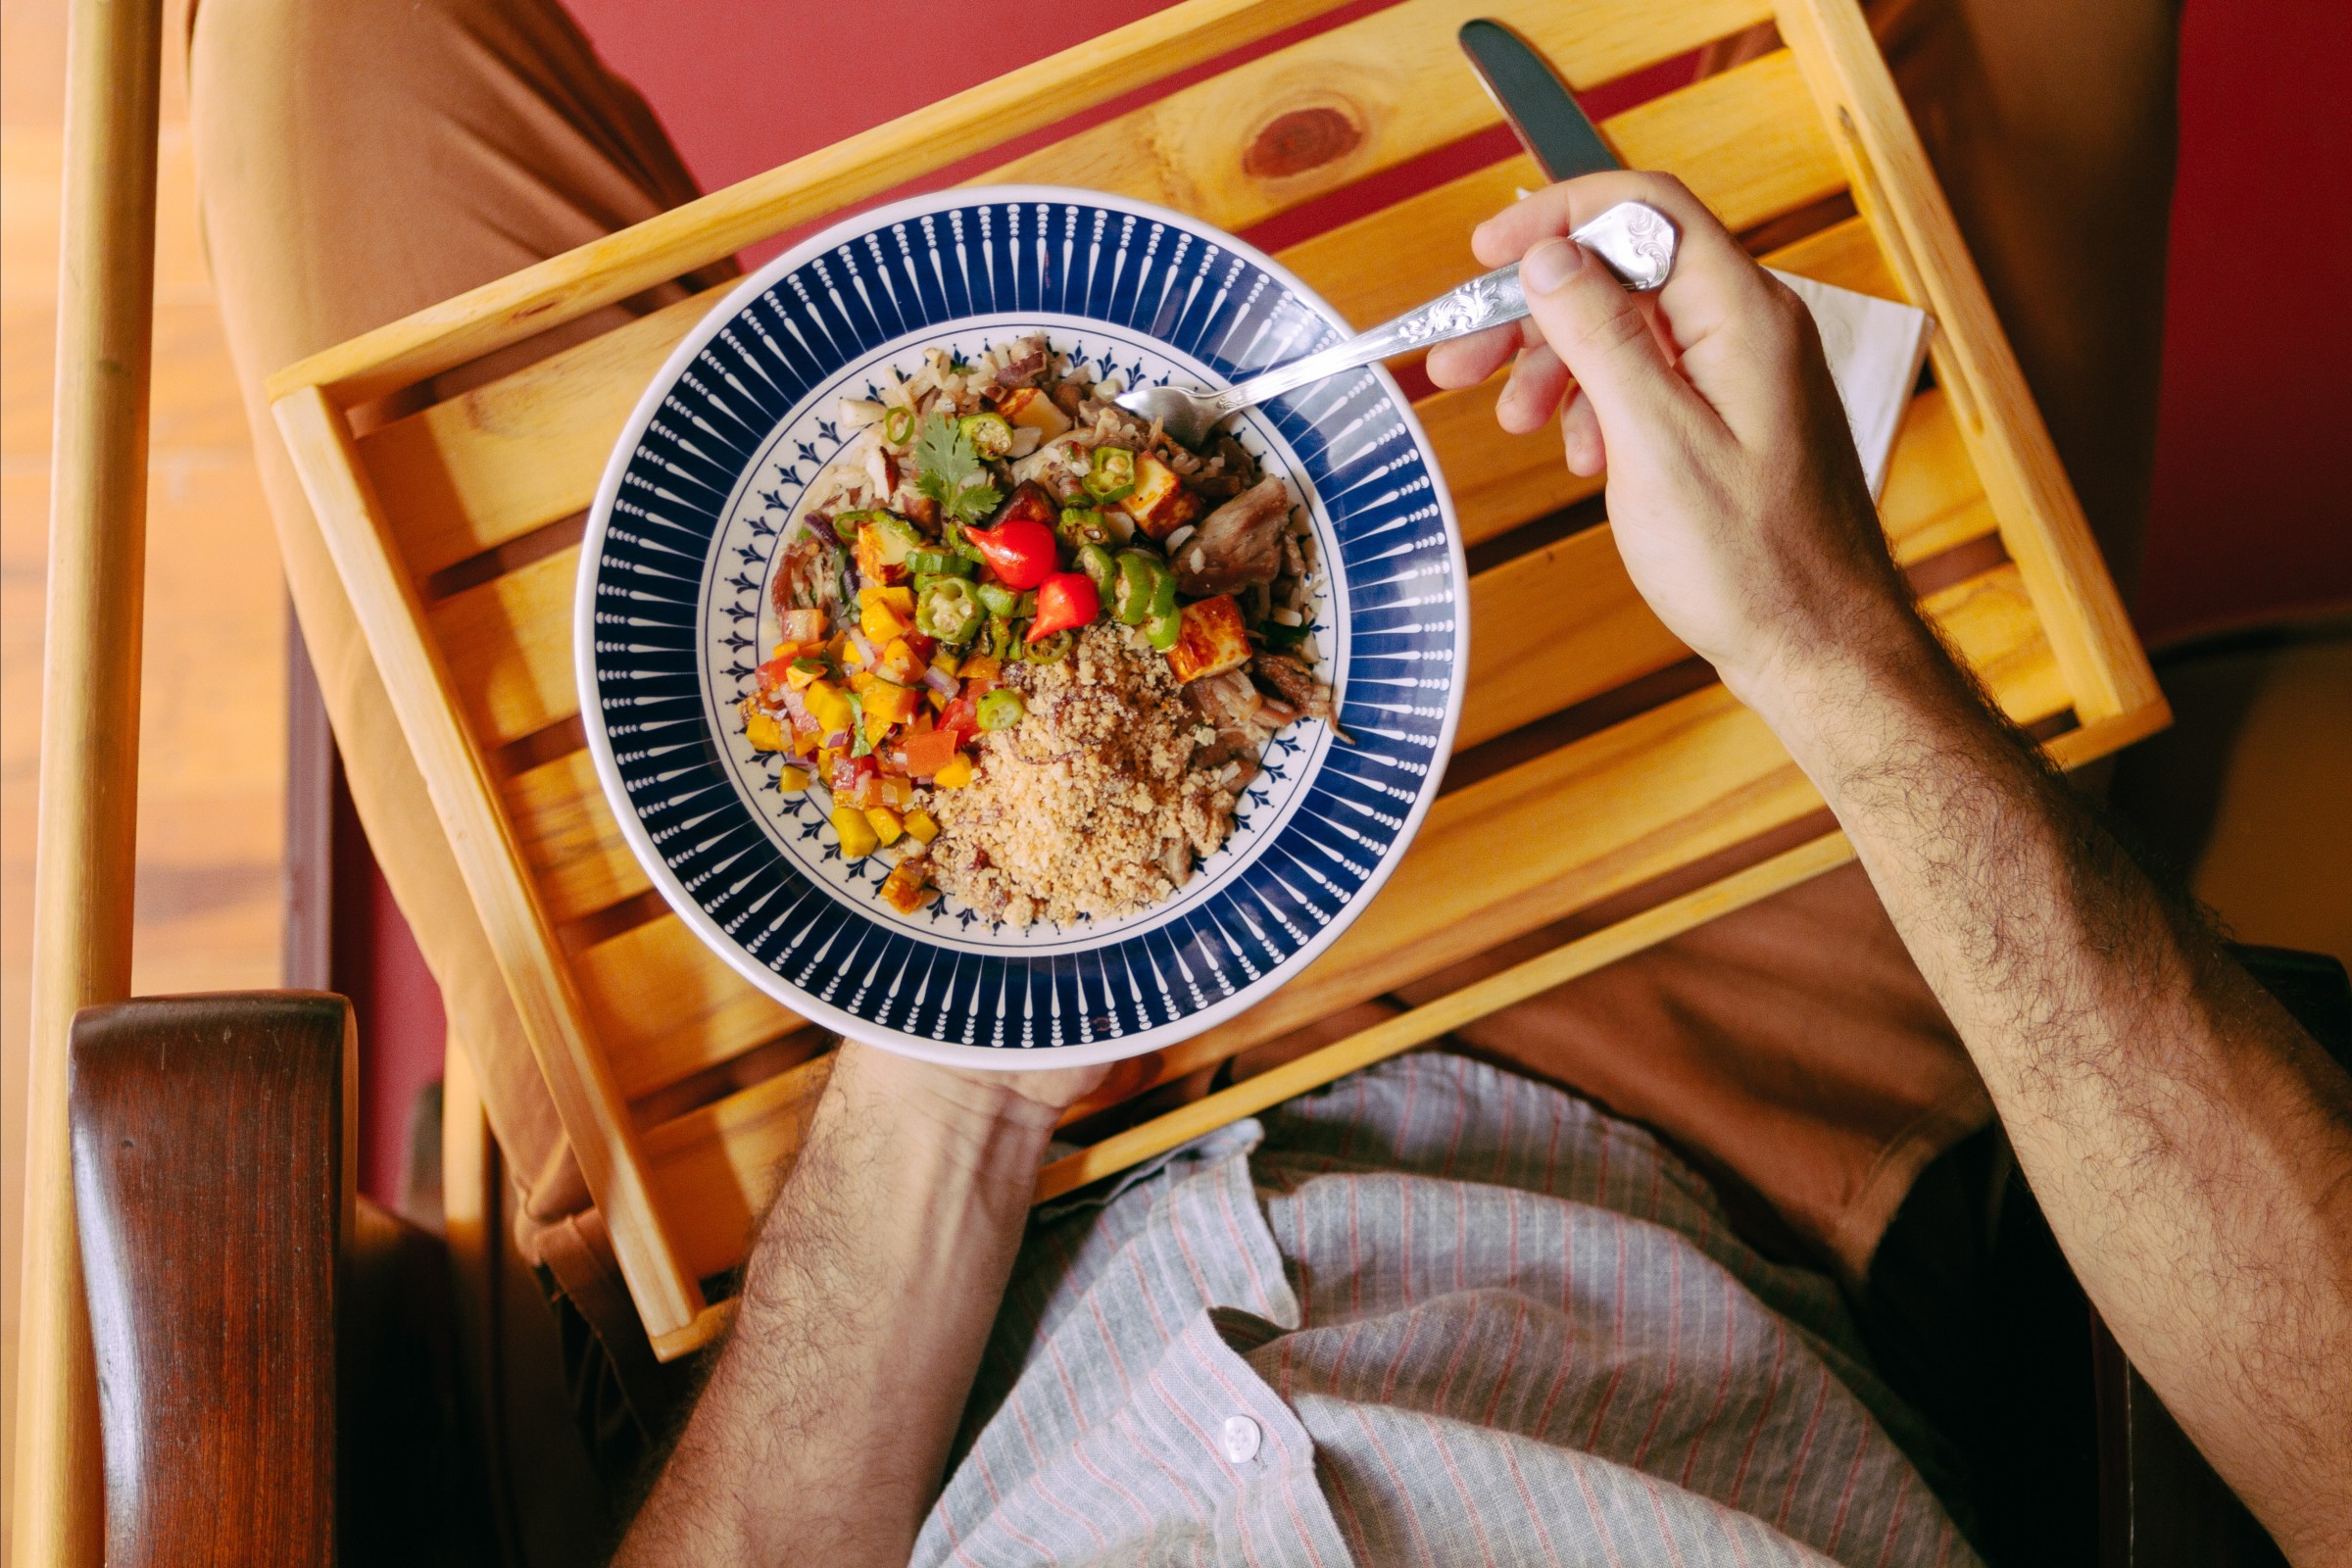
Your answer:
[1521,237,1583,294]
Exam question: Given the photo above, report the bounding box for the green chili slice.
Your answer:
[905,548,972,578]
[975,580,1020,617]
[882,405,915,445]
[914,577,982,645]
[976,689,1025,731]
[958,412,1015,459]
[1058,506,1111,547]
[1024,630,1074,664]
[1145,609,1184,652]
[829,510,869,544]
[983,614,1016,662]
[1074,544,1117,597]
[1113,551,1168,626]
[1086,446,1138,502]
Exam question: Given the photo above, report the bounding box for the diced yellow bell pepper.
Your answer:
[877,859,934,914]
[858,585,916,643]
[932,754,976,789]
[785,660,823,691]
[865,806,905,848]
[831,805,880,858]
[928,650,961,680]
[926,689,949,712]
[877,637,928,685]
[863,712,895,748]
[777,764,810,791]
[863,679,922,725]
[743,710,787,753]
[803,679,856,736]
[1119,451,1201,540]
[903,808,941,845]
[957,654,1002,685]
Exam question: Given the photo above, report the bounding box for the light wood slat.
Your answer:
[984,0,1772,234]
[645,1054,835,1283]
[428,544,582,749]
[575,914,805,1102]
[371,290,716,580]
[1765,210,1898,298]
[272,386,706,1340]
[356,70,1847,584]
[646,560,2063,1276]
[19,0,169,1557]
[1776,0,2158,725]
[1287,51,1844,330]
[267,0,1373,407]
[1874,386,1998,562]
[506,746,650,924]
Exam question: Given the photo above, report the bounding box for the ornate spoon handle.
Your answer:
[1206,200,1678,417]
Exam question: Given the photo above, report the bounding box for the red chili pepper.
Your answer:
[966,515,1057,591]
[1028,571,1101,642]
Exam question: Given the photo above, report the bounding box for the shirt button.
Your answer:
[1221,1414,1262,1464]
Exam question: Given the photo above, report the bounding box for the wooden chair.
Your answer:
[13,0,2318,1560]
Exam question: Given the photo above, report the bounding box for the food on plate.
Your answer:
[738,331,1334,926]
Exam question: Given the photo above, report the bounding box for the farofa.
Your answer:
[928,623,1235,926]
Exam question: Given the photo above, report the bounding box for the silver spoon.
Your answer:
[1117,200,1678,447]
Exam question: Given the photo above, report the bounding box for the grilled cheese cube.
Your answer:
[1164,594,1252,683]
[878,858,935,914]
[997,385,1072,439]
[1118,452,1201,540]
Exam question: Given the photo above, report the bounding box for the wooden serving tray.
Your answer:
[268,0,2164,1355]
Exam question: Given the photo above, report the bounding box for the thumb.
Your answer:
[1517,236,1697,437]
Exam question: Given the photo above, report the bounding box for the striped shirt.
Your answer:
[917,1053,1979,1567]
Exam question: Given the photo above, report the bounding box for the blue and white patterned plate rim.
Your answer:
[576,183,1469,1070]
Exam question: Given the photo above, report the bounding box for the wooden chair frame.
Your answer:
[247,0,2164,1359]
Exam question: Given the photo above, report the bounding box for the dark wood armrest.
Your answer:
[71,992,352,1567]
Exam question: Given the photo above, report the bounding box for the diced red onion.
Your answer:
[821,729,850,750]
[778,686,810,719]
[849,629,881,664]
[921,664,958,696]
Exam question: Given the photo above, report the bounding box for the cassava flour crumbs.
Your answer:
[927,623,1238,927]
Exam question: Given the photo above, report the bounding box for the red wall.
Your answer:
[2138,0,2352,642]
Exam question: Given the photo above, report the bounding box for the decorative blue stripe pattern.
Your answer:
[580,188,1466,1066]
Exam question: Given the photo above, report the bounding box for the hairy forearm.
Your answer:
[615,1046,1056,1567]
[1746,612,2352,1560]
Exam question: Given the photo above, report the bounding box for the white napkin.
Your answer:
[1768,269,1935,500]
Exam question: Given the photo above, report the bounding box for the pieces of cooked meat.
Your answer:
[1169,476,1292,598]
[1250,650,1334,721]
[773,530,842,614]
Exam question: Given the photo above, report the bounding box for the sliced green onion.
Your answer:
[1074,543,1117,597]
[975,580,1020,616]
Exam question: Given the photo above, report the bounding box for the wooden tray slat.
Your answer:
[983,0,1772,234]
[429,545,584,749]
[506,748,653,925]
[360,59,1845,589]
[1285,51,1843,330]
[644,557,2063,1276]
[574,914,805,1102]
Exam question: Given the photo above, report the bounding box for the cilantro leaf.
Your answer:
[912,413,1002,526]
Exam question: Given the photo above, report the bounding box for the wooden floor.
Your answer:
[1,0,286,1525]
